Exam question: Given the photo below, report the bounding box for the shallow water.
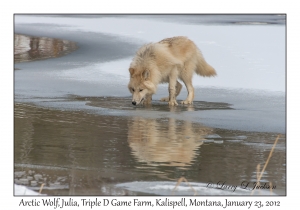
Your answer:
[14,34,77,63]
[14,15,286,196]
[14,102,285,195]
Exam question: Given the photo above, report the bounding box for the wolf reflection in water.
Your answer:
[128,117,212,168]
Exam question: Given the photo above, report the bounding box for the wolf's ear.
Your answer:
[129,68,135,76]
[142,69,150,80]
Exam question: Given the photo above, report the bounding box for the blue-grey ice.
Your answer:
[116,181,275,196]
[14,15,285,133]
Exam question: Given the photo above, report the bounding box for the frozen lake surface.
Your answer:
[14,15,286,196]
[14,15,285,132]
[15,15,285,92]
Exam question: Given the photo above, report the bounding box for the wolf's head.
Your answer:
[128,68,156,105]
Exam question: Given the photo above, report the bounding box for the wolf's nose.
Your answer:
[132,101,136,105]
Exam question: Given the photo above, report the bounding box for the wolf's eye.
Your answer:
[132,88,135,92]
[139,89,143,92]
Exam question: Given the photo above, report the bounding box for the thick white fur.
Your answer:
[128,36,216,106]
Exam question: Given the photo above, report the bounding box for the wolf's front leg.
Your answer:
[168,70,179,106]
[142,94,152,105]
[160,80,182,102]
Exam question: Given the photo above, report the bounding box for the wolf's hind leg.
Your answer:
[160,81,182,102]
[175,81,182,97]
[180,64,195,104]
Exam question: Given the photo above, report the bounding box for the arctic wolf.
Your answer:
[128,36,216,106]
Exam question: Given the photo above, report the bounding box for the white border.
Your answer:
[3,0,297,209]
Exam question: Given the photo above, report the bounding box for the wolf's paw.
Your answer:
[181,100,193,105]
[142,101,152,105]
[168,100,178,106]
[160,97,169,102]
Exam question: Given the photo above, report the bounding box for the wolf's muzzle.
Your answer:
[132,101,136,105]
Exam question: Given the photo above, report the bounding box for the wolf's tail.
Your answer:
[195,50,217,77]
